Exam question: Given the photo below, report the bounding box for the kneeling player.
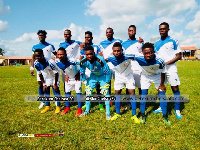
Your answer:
[79,45,111,120]
[55,47,82,116]
[34,49,61,114]
[107,42,140,123]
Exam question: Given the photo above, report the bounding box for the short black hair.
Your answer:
[64,29,71,34]
[159,22,169,28]
[113,42,122,49]
[142,42,154,51]
[34,49,44,54]
[37,30,47,35]
[128,25,136,30]
[106,27,113,32]
[85,45,94,51]
[85,31,93,37]
[57,47,66,54]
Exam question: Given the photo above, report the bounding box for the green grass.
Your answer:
[0,61,200,149]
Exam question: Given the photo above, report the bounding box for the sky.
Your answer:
[0,0,200,56]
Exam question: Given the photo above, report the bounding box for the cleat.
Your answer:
[153,107,162,114]
[120,105,123,109]
[110,113,121,120]
[79,111,89,117]
[106,115,111,120]
[75,108,82,117]
[175,110,182,120]
[163,118,171,126]
[124,104,131,111]
[140,116,146,124]
[41,106,50,114]
[61,107,70,115]
[99,104,104,111]
[38,102,45,109]
[131,115,140,124]
[110,102,113,106]
[54,106,61,114]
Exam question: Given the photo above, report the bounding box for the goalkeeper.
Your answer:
[79,45,111,120]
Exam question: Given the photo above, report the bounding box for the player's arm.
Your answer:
[53,72,59,92]
[49,60,59,91]
[80,60,87,83]
[158,73,166,92]
[165,52,181,66]
[102,59,111,83]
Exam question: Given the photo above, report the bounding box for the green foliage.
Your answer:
[0,47,5,56]
[0,61,200,149]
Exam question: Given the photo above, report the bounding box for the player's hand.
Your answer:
[158,84,166,92]
[43,85,48,93]
[79,42,85,50]
[75,73,80,81]
[30,70,35,76]
[65,75,69,83]
[53,85,59,92]
[138,37,144,43]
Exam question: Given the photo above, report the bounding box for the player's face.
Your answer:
[56,50,66,62]
[159,25,169,37]
[38,33,46,42]
[34,52,44,62]
[106,29,114,39]
[143,48,154,61]
[113,46,122,59]
[64,30,71,41]
[85,50,95,62]
[85,34,93,44]
[128,27,136,38]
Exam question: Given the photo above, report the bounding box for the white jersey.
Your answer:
[55,58,79,79]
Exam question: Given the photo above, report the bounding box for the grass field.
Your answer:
[0,61,200,149]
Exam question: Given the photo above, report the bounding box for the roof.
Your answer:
[181,46,198,50]
[3,56,32,60]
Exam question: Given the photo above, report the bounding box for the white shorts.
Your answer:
[65,79,81,93]
[45,78,60,87]
[165,64,180,86]
[133,71,141,88]
[37,72,41,82]
[141,74,161,90]
[114,72,135,90]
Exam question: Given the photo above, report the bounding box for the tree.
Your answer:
[0,48,5,56]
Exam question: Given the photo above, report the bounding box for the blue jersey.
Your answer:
[55,58,79,79]
[107,54,135,76]
[99,38,123,59]
[80,43,101,56]
[59,40,81,61]
[154,36,181,62]
[80,54,111,83]
[32,42,55,59]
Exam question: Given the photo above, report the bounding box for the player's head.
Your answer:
[112,42,123,59]
[128,25,136,38]
[34,49,44,62]
[85,45,95,62]
[142,42,155,61]
[106,27,114,40]
[57,47,67,62]
[64,29,72,41]
[37,30,47,43]
[85,31,93,44]
[159,22,170,38]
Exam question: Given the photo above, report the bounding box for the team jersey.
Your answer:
[59,40,81,61]
[34,58,59,79]
[122,39,143,72]
[134,54,166,76]
[55,58,79,79]
[154,36,181,63]
[107,54,134,76]
[32,42,55,59]
[99,38,123,59]
[80,43,101,56]
[80,54,111,83]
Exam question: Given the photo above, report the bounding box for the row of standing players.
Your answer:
[31,22,182,126]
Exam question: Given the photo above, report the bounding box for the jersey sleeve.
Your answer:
[50,44,56,52]
[96,45,101,54]
[101,58,111,83]
[174,39,181,54]
[34,61,41,74]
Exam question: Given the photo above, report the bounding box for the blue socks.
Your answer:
[140,89,148,114]
[115,95,121,114]
[174,90,181,111]
[158,91,167,116]
[130,95,136,116]
[76,93,82,108]
[65,92,71,107]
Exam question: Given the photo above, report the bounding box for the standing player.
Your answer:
[122,25,143,94]
[55,47,82,116]
[107,42,140,123]
[153,22,182,120]
[30,30,57,109]
[134,42,171,125]
[79,45,111,120]
[34,49,61,114]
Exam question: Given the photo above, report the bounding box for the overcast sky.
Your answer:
[0,0,200,56]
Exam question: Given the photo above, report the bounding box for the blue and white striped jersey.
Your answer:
[99,38,123,59]
[32,42,55,59]
[80,43,101,56]
[55,58,79,79]
[80,54,111,83]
